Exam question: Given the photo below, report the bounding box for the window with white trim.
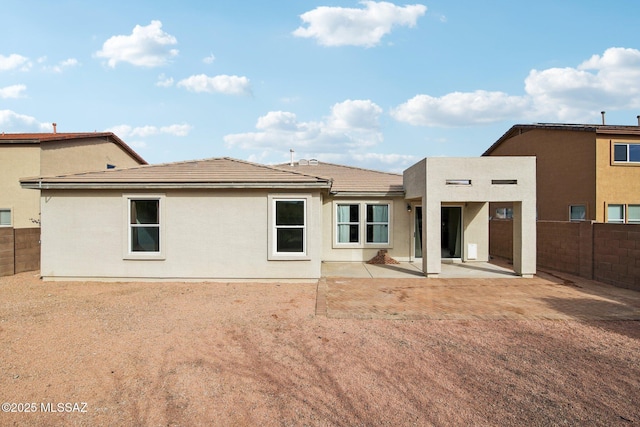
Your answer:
[274,199,306,255]
[0,209,11,226]
[569,205,586,221]
[629,205,640,224]
[129,199,161,252]
[495,207,513,220]
[336,204,359,243]
[607,204,624,223]
[613,143,640,163]
[366,204,389,244]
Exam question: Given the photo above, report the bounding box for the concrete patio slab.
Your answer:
[316,268,640,320]
[321,261,517,279]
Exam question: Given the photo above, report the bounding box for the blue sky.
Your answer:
[1,1,639,172]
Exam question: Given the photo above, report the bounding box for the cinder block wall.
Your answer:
[0,228,15,276]
[536,221,582,275]
[14,228,40,273]
[593,224,640,290]
[489,220,513,260]
[489,221,640,291]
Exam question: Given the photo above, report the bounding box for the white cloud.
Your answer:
[156,73,174,87]
[0,54,31,71]
[293,1,427,47]
[0,110,50,131]
[203,54,216,64]
[0,84,27,99]
[95,20,179,68]
[393,47,640,126]
[43,58,79,73]
[392,91,531,127]
[177,74,251,95]
[105,123,192,139]
[224,99,383,154]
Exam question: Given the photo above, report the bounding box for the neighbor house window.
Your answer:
[366,204,389,244]
[0,209,11,226]
[274,199,306,255]
[336,204,359,243]
[607,204,625,223]
[495,207,513,219]
[130,199,160,252]
[613,143,640,163]
[569,205,586,221]
[628,205,640,224]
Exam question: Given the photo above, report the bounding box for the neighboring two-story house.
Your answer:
[483,122,640,223]
[0,131,147,275]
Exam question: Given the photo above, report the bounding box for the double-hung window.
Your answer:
[607,204,625,223]
[336,204,359,244]
[613,143,640,163]
[366,204,389,244]
[628,205,640,224]
[274,199,306,255]
[125,196,165,259]
[0,209,10,227]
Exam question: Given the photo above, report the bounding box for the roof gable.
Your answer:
[0,132,147,165]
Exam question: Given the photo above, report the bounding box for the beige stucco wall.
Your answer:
[0,146,41,228]
[487,129,596,221]
[321,196,412,262]
[595,135,640,222]
[40,137,143,176]
[40,189,323,280]
[404,157,536,277]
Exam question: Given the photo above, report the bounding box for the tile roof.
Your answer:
[20,157,331,189]
[276,161,404,195]
[483,123,640,156]
[0,132,147,165]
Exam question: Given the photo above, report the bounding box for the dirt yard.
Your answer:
[1,271,639,426]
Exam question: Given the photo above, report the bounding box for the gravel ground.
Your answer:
[0,271,639,426]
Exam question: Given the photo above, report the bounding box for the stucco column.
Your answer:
[423,199,441,277]
[512,201,536,277]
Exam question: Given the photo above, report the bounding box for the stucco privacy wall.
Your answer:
[404,157,536,277]
[40,189,323,280]
[321,196,411,262]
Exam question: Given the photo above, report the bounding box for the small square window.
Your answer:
[0,209,11,226]
[607,204,624,223]
[495,207,513,219]
[569,205,586,221]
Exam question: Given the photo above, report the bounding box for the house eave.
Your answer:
[328,190,405,198]
[20,181,332,191]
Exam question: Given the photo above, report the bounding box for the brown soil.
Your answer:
[1,271,639,426]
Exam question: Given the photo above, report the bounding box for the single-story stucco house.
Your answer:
[20,156,536,281]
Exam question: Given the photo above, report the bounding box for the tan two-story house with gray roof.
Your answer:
[0,131,146,275]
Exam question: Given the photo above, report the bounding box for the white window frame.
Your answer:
[335,203,360,245]
[0,208,11,227]
[332,201,393,248]
[495,207,513,220]
[607,204,625,224]
[268,195,310,260]
[569,205,586,222]
[628,205,640,224]
[613,143,640,164]
[123,194,166,260]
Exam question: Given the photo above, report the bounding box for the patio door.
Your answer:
[414,206,423,259]
[441,206,462,259]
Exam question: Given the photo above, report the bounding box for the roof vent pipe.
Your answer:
[637,115,639,126]
[601,111,606,125]
[52,122,57,133]
[289,148,294,166]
